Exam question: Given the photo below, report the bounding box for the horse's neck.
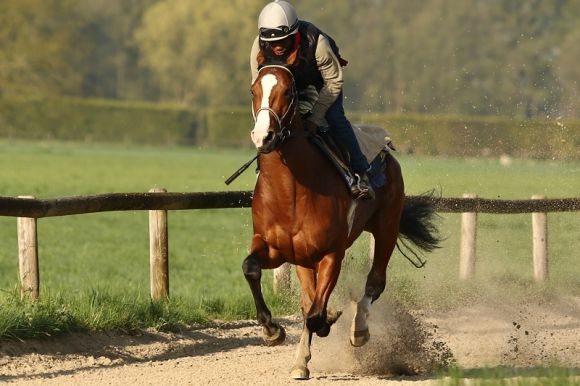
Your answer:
[258,120,310,187]
[257,133,344,202]
[259,137,311,187]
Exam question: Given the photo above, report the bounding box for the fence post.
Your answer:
[459,193,477,280]
[17,196,39,300]
[531,194,548,282]
[149,188,169,300]
[273,263,291,294]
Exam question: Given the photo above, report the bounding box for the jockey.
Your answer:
[250,0,375,200]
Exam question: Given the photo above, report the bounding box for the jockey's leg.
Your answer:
[325,92,374,199]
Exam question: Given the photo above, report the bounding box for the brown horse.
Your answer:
[243,65,440,379]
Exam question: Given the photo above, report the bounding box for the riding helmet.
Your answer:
[258,1,299,41]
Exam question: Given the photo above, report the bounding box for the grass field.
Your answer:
[0,140,579,339]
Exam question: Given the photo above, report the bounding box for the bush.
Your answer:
[205,107,580,159]
[348,112,580,160]
[204,107,254,148]
[1,97,578,159]
[0,97,200,145]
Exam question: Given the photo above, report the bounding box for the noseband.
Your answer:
[252,65,298,147]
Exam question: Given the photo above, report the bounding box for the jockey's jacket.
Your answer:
[250,21,345,128]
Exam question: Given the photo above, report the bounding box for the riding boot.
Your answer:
[351,173,375,200]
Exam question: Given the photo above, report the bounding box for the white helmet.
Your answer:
[258,1,299,41]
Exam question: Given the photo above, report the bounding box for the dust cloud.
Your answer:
[305,266,579,376]
[310,298,455,377]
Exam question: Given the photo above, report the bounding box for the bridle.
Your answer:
[252,65,298,148]
[226,66,299,184]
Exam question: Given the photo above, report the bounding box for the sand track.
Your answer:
[1,298,578,385]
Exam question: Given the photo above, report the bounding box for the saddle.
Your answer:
[309,125,396,190]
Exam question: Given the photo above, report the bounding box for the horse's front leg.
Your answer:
[306,252,344,337]
[242,238,286,346]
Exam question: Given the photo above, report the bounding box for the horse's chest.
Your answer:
[253,182,351,264]
[261,213,346,265]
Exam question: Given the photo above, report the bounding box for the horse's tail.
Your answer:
[397,192,442,265]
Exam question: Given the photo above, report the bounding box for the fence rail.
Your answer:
[0,191,254,218]
[1,192,579,218]
[1,191,579,300]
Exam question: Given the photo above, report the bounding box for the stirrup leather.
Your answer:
[351,173,375,200]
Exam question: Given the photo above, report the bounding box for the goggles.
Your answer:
[259,22,298,41]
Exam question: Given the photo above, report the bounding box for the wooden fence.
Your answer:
[1,191,579,300]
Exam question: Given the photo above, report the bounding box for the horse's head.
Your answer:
[250,65,297,153]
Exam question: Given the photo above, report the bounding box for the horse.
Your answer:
[242,64,440,380]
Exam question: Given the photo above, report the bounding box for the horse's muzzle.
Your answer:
[256,130,277,153]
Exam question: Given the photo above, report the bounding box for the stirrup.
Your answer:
[351,173,375,200]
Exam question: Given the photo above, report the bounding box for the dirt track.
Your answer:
[1,297,578,385]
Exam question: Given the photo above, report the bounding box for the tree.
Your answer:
[554,1,580,118]
[135,0,263,106]
[0,0,578,118]
[75,0,158,99]
[0,0,89,97]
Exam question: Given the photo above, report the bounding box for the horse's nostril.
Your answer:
[265,131,274,142]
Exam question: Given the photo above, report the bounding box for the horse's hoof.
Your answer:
[264,324,286,346]
[290,365,310,380]
[315,322,331,337]
[327,309,343,324]
[350,328,370,347]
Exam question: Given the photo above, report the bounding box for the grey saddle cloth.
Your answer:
[309,125,396,189]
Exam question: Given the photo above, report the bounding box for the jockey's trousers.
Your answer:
[325,92,370,174]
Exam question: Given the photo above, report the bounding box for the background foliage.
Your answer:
[1,99,578,159]
[1,0,579,119]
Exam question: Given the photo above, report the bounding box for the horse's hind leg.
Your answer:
[351,230,399,346]
[291,264,342,380]
[292,323,313,380]
[242,238,286,346]
[351,192,403,347]
[291,267,315,380]
[351,294,372,347]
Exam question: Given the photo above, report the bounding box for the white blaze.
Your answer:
[251,74,277,148]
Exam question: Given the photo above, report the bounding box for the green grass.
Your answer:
[0,286,298,339]
[0,140,579,340]
[437,366,580,385]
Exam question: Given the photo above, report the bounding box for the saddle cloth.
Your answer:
[309,124,396,189]
[352,124,396,163]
